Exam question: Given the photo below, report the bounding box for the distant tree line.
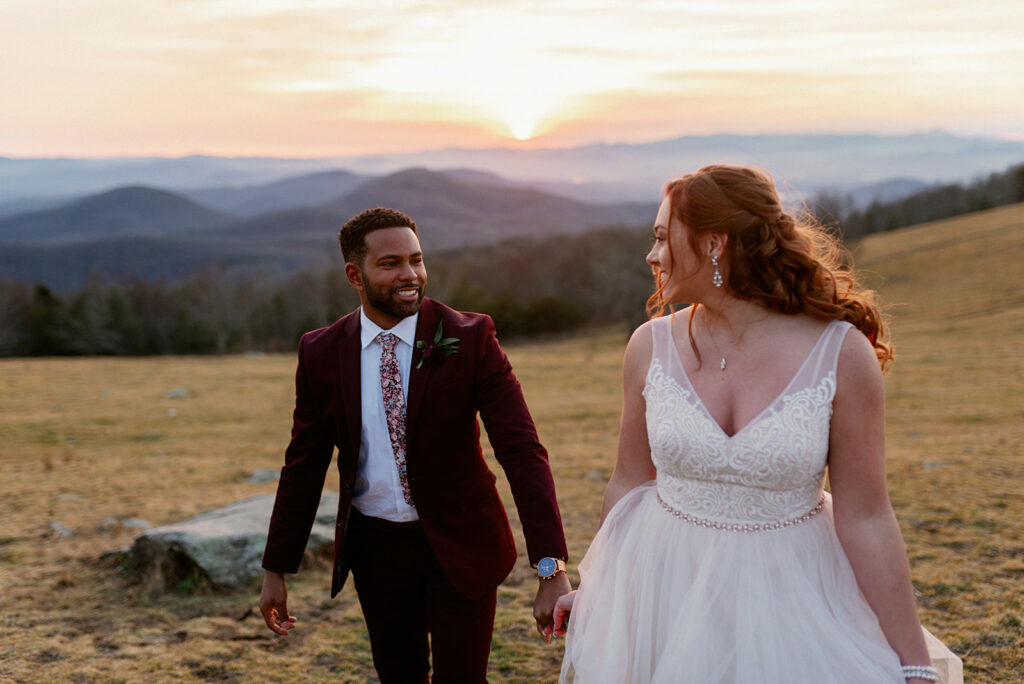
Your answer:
[0,227,655,357]
[808,161,1024,241]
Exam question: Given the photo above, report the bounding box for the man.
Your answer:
[259,207,570,682]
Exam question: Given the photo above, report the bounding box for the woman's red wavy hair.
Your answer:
[646,164,893,370]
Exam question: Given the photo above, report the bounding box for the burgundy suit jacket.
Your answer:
[262,298,568,599]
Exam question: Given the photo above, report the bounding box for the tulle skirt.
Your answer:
[560,482,956,684]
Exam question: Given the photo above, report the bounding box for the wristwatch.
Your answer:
[537,557,566,580]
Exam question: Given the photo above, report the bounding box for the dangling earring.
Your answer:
[711,254,723,288]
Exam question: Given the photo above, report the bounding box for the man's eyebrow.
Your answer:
[376,251,423,261]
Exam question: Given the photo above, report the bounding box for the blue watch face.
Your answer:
[538,558,555,576]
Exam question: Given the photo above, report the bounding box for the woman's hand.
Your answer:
[535,573,572,642]
[551,590,577,638]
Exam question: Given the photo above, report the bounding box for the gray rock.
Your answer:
[50,521,72,537]
[165,387,188,398]
[129,492,338,592]
[103,516,153,531]
[246,468,280,484]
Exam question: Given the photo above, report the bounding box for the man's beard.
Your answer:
[365,280,424,320]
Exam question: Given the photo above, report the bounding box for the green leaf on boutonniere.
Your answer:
[414,321,460,369]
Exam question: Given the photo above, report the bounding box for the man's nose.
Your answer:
[398,263,418,281]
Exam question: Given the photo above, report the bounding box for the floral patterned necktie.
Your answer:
[377,332,413,505]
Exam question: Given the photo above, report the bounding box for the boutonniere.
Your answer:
[415,321,460,369]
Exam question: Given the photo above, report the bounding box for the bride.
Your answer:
[552,165,962,683]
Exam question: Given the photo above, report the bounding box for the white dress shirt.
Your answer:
[352,308,420,522]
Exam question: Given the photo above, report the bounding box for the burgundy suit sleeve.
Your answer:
[473,316,568,565]
[262,334,335,574]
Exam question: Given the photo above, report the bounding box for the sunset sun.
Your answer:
[497,93,554,141]
[509,119,536,141]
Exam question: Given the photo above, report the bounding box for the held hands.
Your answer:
[533,572,572,642]
[259,571,298,636]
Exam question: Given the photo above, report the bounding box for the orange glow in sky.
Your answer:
[2,1,1022,157]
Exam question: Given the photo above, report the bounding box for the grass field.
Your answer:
[1,204,1022,682]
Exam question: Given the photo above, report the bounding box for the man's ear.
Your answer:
[345,262,364,291]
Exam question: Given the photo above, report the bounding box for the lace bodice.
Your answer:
[643,316,852,526]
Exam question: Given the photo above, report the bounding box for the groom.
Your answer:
[259,207,570,682]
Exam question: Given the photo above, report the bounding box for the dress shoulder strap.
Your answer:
[821,319,855,373]
[791,319,854,392]
[648,314,676,365]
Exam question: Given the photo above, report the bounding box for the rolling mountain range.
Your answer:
[0,186,229,243]
[4,130,1022,291]
[5,132,1023,205]
[0,167,656,290]
[182,169,368,216]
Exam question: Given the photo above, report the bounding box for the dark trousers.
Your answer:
[346,507,497,684]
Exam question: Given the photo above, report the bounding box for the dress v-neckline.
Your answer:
[668,319,836,440]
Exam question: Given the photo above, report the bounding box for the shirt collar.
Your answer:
[359,308,419,350]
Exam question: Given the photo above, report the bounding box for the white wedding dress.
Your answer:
[560,317,963,683]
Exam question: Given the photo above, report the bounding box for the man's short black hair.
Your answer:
[339,207,418,265]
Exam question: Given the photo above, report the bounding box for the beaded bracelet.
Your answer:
[901,664,939,681]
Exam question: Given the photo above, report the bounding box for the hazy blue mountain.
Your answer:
[0,155,345,204]
[524,179,657,204]
[321,167,655,249]
[0,196,73,220]
[0,186,229,244]
[846,178,933,209]
[181,169,370,215]
[209,205,349,260]
[0,235,316,292]
[339,131,1024,201]
[435,169,647,205]
[5,132,1023,205]
[211,167,655,251]
[436,168,518,186]
[0,168,655,289]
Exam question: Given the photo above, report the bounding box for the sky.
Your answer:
[2,0,1023,158]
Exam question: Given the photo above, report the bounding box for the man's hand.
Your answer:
[259,570,298,636]
[533,572,572,642]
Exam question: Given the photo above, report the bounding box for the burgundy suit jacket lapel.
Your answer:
[406,299,439,442]
[339,311,362,475]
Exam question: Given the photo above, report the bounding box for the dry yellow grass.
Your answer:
[0,204,1021,682]
[851,204,1024,679]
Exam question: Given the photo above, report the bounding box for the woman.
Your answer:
[553,165,962,683]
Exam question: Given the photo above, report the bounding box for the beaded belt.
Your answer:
[656,493,826,533]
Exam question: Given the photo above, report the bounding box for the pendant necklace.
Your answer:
[702,309,763,372]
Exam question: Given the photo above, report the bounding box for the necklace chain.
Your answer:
[701,307,763,372]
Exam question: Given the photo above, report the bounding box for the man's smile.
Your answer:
[393,286,421,300]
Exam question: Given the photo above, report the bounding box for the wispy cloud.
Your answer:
[1,0,1021,155]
